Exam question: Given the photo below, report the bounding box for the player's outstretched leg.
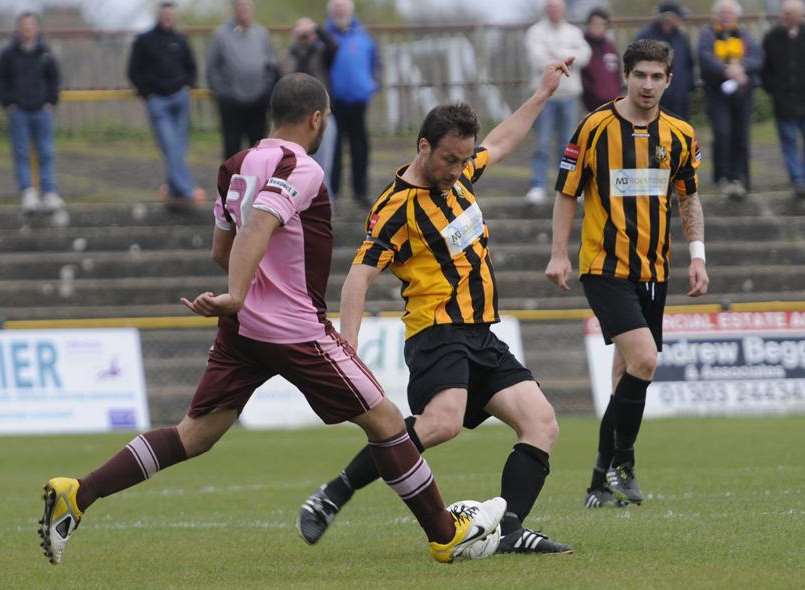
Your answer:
[39,412,235,564]
[298,415,422,544]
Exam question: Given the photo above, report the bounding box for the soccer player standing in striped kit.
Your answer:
[546,40,709,508]
[38,74,505,566]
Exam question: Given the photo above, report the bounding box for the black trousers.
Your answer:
[332,99,369,200]
[218,98,269,159]
[705,87,754,188]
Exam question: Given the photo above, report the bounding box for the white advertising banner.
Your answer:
[0,329,150,434]
[586,311,805,419]
[240,317,525,429]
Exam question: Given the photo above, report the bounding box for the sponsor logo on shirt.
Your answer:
[560,143,580,171]
[610,168,671,197]
[368,213,380,232]
[266,177,300,199]
[440,202,484,257]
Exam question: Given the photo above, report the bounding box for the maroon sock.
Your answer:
[76,427,187,512]
[368,430,455,544]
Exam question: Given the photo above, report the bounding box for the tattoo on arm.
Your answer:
[678,192,705,242]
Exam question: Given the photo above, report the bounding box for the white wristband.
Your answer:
[689,240,706,262]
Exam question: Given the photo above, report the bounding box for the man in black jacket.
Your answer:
[0,11,65,220]
[762,0,805,198]
[127,1,203,207]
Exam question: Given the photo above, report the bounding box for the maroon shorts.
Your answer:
[188,317,384,424]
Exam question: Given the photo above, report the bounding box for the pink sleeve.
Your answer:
[212,195,233,231]
[253,157,324,225]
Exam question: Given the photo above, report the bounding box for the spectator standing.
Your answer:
[283,17,339,193]
[636,2,696,119]
[524,0,591,204]
[206,0,278,160]
[0,11,66,222]
[699,0,762,199]
[128,1,204,208]
[324,0,379,207]
[581,8,622,112]
[761,0,805,199]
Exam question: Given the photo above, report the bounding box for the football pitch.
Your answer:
[2,416,803,589]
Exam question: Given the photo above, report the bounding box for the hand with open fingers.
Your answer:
[540,57,575,95]
[181,292,242,317]
[545,255,573,291]
[687,259,709,297]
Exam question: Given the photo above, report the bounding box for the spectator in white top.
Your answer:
[524,0,591,204]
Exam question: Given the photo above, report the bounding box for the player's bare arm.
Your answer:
[678,191,709,297]
[211,226,235,272]
[339,263,382,349]
[480,58,573,166]
[545,191,578,291]
[182,210,281,316]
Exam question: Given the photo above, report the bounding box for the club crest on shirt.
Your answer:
[654,145,668,165]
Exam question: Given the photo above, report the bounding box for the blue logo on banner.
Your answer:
[108,409,136,429]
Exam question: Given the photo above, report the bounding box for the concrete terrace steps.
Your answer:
[2,241,804,281]
[1,190,804,230]
[4,216,805,255]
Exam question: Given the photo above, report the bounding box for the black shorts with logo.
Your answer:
[581,274,668,350]
[404,324,535,429]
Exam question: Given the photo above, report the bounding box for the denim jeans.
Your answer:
[775,116,805,187]
[8,107,57,193]
[531,97,579,189]
[146,87,195,198]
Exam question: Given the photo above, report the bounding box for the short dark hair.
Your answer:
[417,103,479,151]
[623,39,674,76]
[587,7,610,23]
[16,11,41,24]
[159,1,177,8]
[270,73,329,126]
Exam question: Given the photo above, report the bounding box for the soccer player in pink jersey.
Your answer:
[39,74,505,566]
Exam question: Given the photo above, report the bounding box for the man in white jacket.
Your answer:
[524,0,591,203]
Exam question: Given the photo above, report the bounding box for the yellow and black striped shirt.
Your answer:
[556,100,701,282]
[353,147,499,340]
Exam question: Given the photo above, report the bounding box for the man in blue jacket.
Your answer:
[324,0,379,207]
[0,11,65,221]
[635,2,696,119]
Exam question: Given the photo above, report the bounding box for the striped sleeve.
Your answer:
[554,117,594,197]
[673,132,701,196]
[463,146,490,183]
[353,191,411,270]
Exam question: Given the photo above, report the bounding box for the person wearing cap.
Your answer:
[698,0,762,200]
[635,1,696,119]
[761,0,805,199]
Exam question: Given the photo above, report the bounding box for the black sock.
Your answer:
[499,443,550,535]
[589,396,616,490]
[612,372,650,467]
[325,416,424,508]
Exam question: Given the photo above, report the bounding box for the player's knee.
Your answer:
[522,404,559,448]
[628,349,657,380]
[428,415,463,445]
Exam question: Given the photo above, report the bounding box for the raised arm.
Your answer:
[339,264,382,349]
[677,191,709,297]
[545,192,578,291]
[480,58,573,167]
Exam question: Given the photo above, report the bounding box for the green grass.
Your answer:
[2,417,804,589]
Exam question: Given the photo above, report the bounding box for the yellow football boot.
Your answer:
[429,497,506,563]
[38,477,83,565]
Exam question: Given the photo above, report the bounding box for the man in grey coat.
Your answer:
[206,0,278,158]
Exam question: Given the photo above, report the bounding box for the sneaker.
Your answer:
[607,464,643,505]
[430,497,506,563]
[496,526,573,555]
[39,477,83,564]
[297,485,341,545]
[725,180,747,201]
[41,191,65,212]
[21,187,40,214]
[192,187,207,205]
[584,486,623,508]
[525,186,546,204]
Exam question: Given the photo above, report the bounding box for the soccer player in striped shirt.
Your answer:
[38,74,505,566]
[298,60,576,556]
[546,39,709,508]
